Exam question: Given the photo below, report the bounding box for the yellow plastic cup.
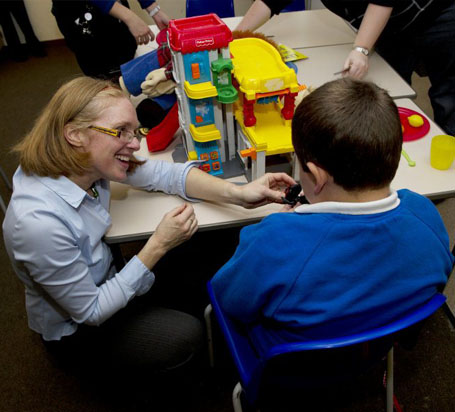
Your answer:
[430,135,455,170]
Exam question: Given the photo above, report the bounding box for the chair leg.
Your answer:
[0,165,12,191]
[204,304,215,368]
[386,347,394,412]
[0,195,6,214]
[232,381,244,412]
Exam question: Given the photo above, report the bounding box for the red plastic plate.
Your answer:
[398,107,430,142]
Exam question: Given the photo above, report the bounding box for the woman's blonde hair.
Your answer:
[14,76,130,178]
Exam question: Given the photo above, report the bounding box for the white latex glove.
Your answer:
[344,50,369,79]
[141,68,176,97]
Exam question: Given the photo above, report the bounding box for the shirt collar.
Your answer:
[294,190,400,215]
[39,174,88,208]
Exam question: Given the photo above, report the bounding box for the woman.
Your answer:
[2,76,294,373]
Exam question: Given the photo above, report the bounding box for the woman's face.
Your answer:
[84,97,141,183]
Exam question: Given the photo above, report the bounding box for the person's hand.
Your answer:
[151,203,198,253]
[344,49,369,79]
[152,10,170,30]
[141,68,176,96]
[234,173,297,209]
[125,13,154,45]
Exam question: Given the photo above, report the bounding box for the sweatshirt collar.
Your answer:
[294,190,400,215]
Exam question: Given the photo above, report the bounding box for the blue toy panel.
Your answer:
[189,97,214,126]
[195,141,223,176]
[183,51,212,84]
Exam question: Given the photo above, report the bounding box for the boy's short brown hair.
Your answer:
[292,78,402,191]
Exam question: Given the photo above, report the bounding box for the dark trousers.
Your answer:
[51,0,137,78]
[376,1,455,136]
[0,0,40,50]
[43,299,205,375]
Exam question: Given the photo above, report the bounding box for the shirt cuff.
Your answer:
[117,255,155,296]
[181,161,203,202]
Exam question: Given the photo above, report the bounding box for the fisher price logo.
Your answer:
[196,38,215,48]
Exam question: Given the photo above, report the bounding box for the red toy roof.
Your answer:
[168,14,232,54]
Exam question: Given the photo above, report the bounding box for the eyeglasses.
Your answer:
[88,125,143,143]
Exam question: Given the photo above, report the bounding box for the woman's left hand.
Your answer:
[235,173,296,209]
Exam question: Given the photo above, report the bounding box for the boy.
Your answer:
[211,78,453,356]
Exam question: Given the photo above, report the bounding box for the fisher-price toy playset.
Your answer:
[122,13,306,180]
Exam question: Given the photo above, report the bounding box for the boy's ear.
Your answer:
[63,125,88,148]
[307,162,329,195]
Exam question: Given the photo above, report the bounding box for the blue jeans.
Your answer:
[376,1,455,136]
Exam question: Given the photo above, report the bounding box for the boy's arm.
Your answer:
[344,3,393,79]
[211,223,282,323]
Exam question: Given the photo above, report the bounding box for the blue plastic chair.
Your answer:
[281,0,307,12]
[205,282,446,412]
[186,0,235,18]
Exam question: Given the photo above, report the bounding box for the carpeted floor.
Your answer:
[0,41,454,412]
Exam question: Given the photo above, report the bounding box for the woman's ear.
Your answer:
[307,162,329,195]
[63,124,88,148]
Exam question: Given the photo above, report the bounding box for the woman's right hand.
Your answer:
[153,203,198,252]
[137,203,198,269]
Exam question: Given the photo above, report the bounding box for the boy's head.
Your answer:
[292,78,402,195]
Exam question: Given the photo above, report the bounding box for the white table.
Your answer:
[296,44,416,99]
[107,137,282,243]
[393,99,455,199]
[105,98,454,244]
[222,9,356,48]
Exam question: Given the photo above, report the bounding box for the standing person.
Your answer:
[211,78,453,357]
[0,0,46,61]
[51,0,169,78]
[236,0,455,136]
[2,76,294,375]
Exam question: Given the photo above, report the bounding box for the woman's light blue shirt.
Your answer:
[3,159,195,341]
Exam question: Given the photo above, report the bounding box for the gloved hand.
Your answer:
[141,68,176,97]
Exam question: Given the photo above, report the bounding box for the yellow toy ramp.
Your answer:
[235,102,294,156]
[230,38,299,100]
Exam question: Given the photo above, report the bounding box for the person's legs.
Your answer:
[43,303,204,376]
[0,2,27,61]
[417,2,455,136]
[7,0,45,56]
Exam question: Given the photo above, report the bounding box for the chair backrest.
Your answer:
[207,280,446,406]
[281,0,306,12]
[186,0,235,18]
